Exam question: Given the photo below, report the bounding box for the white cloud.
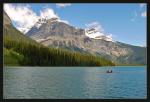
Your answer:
[56,3,71,8]
[40,8,59,19]
[85,21,104,32]
[141,11,146,18]
[4,4,39,34]
[40,8,69,24]
[131,4,146,22]
[4,4,70,34]
[85,21,114,41]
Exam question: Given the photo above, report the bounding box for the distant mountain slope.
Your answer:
[3,12,37,44]
[116,42,147,65]
[27,18,147,65]
[3,11,38,66]
[4,12,114,66]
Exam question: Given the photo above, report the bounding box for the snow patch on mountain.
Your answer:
[34,18,47,29]
[85,22,114,42]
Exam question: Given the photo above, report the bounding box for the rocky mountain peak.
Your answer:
[26,18,85,40]
[3,11,146,65]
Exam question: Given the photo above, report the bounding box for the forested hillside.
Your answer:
[4,39,115,66]
[3,12,115,66]
[27,17,146,65]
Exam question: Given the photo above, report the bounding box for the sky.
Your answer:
[4,3,147,46]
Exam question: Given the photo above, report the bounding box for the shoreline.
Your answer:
[4,66,147,68]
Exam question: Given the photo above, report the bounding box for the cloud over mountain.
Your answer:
[40,8,59,19]
[85,21,113,41]
[4,4,39,33]
[4,4,69,33]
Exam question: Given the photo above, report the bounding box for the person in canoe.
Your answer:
[107,70,112,73]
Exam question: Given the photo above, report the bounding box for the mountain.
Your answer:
[3,11,39,65]
[26,18,147,65]
[4,12,114,66]
[26,18,84,41]
[3,12,37,44]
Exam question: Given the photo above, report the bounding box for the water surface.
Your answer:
[3,66,147,99]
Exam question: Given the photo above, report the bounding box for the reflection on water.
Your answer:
[3,66,147,99]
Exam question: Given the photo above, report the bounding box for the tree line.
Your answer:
[4,37,115,66]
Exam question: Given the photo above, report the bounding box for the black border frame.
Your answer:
[0,0,149,102]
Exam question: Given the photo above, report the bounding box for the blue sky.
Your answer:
[4,3,147,46]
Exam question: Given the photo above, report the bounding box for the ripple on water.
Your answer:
[3,67,146,99]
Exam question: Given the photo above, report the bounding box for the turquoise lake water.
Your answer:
[3,66,147,99]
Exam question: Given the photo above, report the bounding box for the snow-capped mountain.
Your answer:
[85,30,114,42]
[26,18,146,65]
[34,18,47,29]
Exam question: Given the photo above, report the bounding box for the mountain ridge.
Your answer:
[4,11,115,66]
[26,18,147,65]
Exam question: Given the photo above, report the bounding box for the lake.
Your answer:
[3,66,147,99]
